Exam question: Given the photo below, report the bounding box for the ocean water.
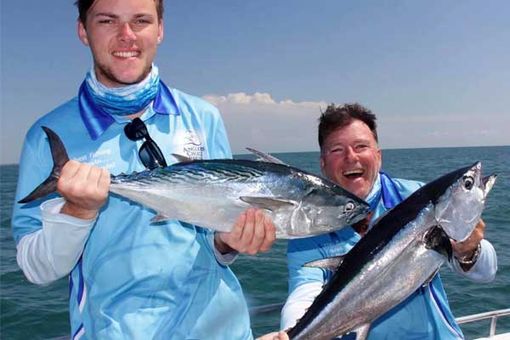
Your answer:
[1,146,509,339]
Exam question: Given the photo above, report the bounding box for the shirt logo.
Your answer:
[183,131,205,160]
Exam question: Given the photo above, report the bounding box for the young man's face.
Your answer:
[78,0,163,87]
[320,119,382,199]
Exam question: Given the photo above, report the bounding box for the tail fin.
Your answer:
[18,126,70,203]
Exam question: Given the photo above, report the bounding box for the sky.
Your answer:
[1,0,509,165]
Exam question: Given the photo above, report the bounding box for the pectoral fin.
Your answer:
[304,255,345,272]
[239,196,297,211]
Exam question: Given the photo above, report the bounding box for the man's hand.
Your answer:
[452,219,485,271]
[214,208,276,255]
[257,331,289,340]
[352,212,373,237]
[58,160,110,220]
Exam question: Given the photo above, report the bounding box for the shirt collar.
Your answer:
[78,80,179,140]
[365,173,381,209]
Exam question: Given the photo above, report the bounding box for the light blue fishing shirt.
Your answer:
[12,81,253,339]
[286,173,466,339]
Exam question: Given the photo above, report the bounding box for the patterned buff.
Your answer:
[85,64,160,117]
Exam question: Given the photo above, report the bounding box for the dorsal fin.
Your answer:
[245,147,287,165]
[171,153,193,163]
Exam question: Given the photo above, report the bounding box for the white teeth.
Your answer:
[344,169,363,176]
[113,51,139,58]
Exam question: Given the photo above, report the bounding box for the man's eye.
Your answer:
[133,17,153,26]
[330,147,344,154]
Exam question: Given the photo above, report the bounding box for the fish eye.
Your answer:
[345,202,355,213]
[463,176,474,190]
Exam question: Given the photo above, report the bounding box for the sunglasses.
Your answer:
[124,118,168,170]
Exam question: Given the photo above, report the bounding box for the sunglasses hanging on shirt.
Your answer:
[124,118,168,170]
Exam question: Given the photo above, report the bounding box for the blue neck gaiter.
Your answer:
[85,64,160,116]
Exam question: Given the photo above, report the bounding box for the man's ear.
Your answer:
[77,20,89,46]
[157,20,164,44]
[320,155,326,176]
[376,147,382,171]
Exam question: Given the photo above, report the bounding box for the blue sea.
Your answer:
[1,146,509,339]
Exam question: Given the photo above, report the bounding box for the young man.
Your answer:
[12,0,276,338]
[279,103,497,339]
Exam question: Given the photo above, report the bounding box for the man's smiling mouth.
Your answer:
[343,169,364,179]
[113,51,140,58]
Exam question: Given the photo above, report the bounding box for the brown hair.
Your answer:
[318,103,378,148]
[75,0,164,25]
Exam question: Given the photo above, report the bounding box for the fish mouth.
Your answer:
[482,174,497,197]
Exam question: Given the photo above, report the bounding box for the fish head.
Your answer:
[301,185,371,232]
[434,162,496,242]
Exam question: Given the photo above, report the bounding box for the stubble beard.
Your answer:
[94,61,152,87]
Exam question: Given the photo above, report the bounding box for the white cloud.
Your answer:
[204,92,276,105]
[203,92,510,154]
[203,92,327,154]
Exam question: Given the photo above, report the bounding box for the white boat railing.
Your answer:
[249,305,510,337]
[455,308,510,338]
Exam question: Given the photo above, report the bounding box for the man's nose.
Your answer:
[118,22,137,42]
[344,146,359,161]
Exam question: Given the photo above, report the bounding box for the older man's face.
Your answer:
[320,119,382,199]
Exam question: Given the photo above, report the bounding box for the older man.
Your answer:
[279,103,497,339]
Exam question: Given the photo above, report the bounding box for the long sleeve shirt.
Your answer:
[12,83,252,340]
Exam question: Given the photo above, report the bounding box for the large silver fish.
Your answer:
[287,162,496,339]
[19,127,370,239]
